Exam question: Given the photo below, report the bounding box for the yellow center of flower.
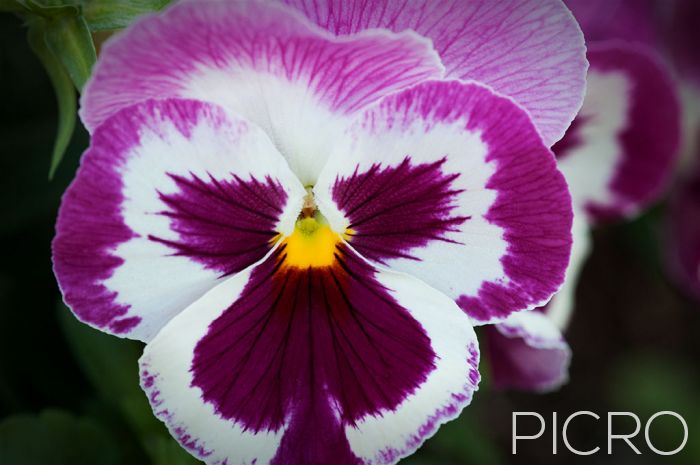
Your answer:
[283,216,341,268]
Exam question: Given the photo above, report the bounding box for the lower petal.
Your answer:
[140,243,479,465]
[484,311,571,392]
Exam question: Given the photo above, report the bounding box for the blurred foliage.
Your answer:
[0,410,120,465]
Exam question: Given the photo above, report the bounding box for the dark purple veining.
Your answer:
[191,244,435,465]
[152,172,287,276]
[332,157,468,264]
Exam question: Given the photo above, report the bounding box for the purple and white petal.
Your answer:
[281,0,588,146]
[140,243,479,465]
[553,42,681,223]
[52,99,306,341]
[314,80,573,324]
[81,0,443,184]
[484,310,571,392]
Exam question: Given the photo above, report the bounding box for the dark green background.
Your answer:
[2,12,699,465]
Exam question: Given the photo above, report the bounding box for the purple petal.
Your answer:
[564,0,659,45]
[80,0,443,184]
[553,42,681,223]
[666,167,700,301]
[314,80,573,324]
[485,311,571,392]
[140,243,479,465]
[52,99,305,341]
[666,0,700,87]
[281,0,588,146]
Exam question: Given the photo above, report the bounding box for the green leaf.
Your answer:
[26,19,76,179]
[43,11,96,90]
[82,0,172,31]
[0,409,120,465]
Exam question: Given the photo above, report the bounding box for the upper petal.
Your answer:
[553,42,681,223]
[80,0,444,184]
[52,98,305,341]
[281,0,588,146]
[314,80,573,324]
[140,242,479,465]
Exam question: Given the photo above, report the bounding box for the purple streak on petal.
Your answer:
[282,0,588,145]
[81,0,443,132]
[151,173,287,277]
[373,342,480,465]
[332,157,469,264]
[584,44,680,222]
[52,99,287,339]
[191,244,435,464]
[418,83,574,322]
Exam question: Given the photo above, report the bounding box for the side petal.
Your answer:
[484,311,571,392]
[281,0,588,146]
[553,42,681,223]
[140,244,479,465]
[314,80,573,324]
[80,0,444,184]
[52,99,306,341]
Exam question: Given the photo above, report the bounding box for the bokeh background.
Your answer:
[2,5,700,465]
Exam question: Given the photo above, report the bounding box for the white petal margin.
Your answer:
[53,99,306,342]
[345,263,480,464]
[140,260,283,465]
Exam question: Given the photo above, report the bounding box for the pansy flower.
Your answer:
[484,0,682,392]
[52,1,585,463]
